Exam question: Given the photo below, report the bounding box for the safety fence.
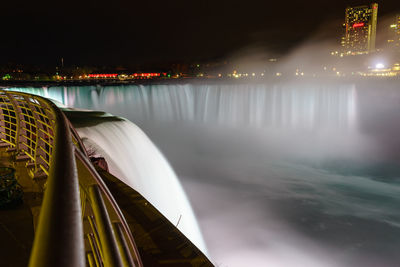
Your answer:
[0,90,142,267]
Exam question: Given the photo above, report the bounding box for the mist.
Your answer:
[138,109,400,267]
[215,12,400,80]
[7,78,400,267]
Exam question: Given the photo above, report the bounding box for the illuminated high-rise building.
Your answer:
[342,3,378,55]
[387,15,400,50]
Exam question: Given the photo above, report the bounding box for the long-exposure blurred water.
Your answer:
[8,80,400,266]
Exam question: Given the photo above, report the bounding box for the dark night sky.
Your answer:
[1,0,399,68]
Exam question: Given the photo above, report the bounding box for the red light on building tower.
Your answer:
[353,22,365,28]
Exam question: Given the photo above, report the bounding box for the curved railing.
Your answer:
[0,90,143,267]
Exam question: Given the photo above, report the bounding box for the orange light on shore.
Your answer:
[88,74,118,78]
[130,73,164,79]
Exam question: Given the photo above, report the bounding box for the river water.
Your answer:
[7,80,400,267]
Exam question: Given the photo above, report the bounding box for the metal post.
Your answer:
[113,222,136,267]
[88,184,124,267]
[74,149,143,267]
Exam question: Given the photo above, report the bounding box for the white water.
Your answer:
[7,82,400,266]
[77,119,208,255]
[8,83,358,130]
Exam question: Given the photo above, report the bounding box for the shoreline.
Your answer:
[1,76,399,88]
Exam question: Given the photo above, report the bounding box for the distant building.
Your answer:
[387,15,400,51]
[341,3,378,55]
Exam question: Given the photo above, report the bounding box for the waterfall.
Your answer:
[76,118,208,255]
[6,81,400,266]
[7,82,358,130]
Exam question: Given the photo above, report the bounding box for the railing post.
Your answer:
[88,184,124,267]
[113,222,136,267]
[5,93,21,152]
[74,149,143,267]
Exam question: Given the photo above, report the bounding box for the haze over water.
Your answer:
[8,80,400,266]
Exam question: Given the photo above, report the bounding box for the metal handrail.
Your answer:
[28,102,85,267]
[70,118,142,266]
[75,148,143,267]
[0,90,142,267]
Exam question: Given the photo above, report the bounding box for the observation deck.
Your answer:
[0,90,212,267]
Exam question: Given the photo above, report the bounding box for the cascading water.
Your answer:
[9,83,358,130]
[8,81,400,266]
[75,117,208,254]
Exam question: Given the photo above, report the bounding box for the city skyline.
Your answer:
[1,0,399,68]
